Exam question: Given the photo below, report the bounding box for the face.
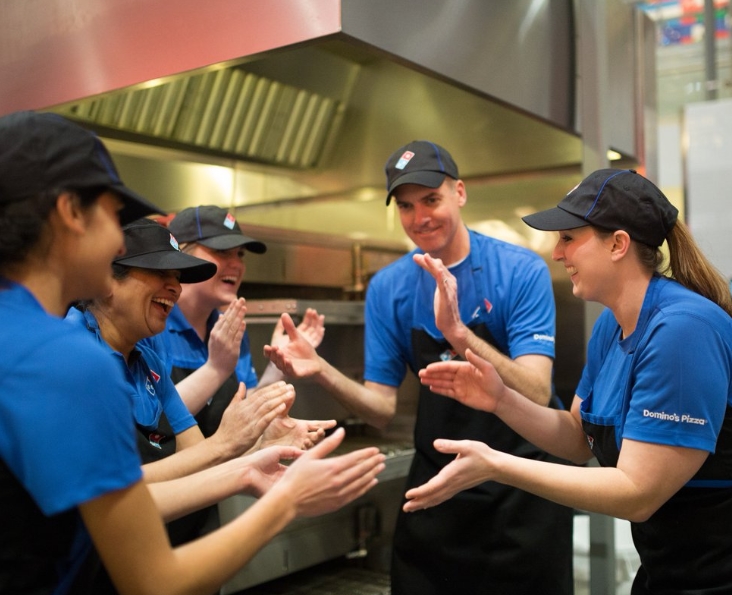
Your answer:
[76,191,126,300]
[110,267,182,341]
[185,244,245,308]
[393,179,467,263]
[552,226,616,303]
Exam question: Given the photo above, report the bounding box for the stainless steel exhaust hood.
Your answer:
[0,0,642,250]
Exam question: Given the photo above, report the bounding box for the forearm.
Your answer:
[494,389,592,464]
[176,363,232,415]
[446,325,551,405]
[493,452,655,521]
[314,359,395,429]
[142,438,231,483]
[257,361,285,388]
[147,458,252,522]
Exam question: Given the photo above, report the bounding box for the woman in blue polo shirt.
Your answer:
[0,110,384,595]
[410,169,732,594]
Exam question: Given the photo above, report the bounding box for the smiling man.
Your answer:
[263,140,574,594]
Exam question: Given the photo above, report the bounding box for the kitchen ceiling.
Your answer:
[50,39,588,254]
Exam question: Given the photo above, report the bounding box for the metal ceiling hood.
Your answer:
[0,0,641,247]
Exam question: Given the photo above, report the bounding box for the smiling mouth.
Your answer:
[221,275,238,286]
[566,266,577,276]
[152,298,175,314]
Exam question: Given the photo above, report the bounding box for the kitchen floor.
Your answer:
[238,516,640,595]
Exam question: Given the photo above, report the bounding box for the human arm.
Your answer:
[403,435,708,523]
[81,428,386,595]
[146,445,301,521]
[263,313,398,428]
[256,308,326,387]
[413,252,552,405]
[141,382,294,483]
[419,348,591,463]
[175,298,247,415]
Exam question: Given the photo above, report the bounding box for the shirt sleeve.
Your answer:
[622,311,730,453]
[1,334,142,516]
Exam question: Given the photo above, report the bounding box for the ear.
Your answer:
[53,191,88,235]
[609,230,631,261]
[455,179,467,207]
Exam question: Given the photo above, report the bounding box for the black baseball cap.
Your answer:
[168,205,267,253]
[114,218,217,283]
[522,169,678,247]
[384,140,459,205]
[0,111,163,224]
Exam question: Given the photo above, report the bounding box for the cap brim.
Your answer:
[115,250,217,284]
[197,234,267,254]
[113,184,166,225]
[385,171,447,205]
[522,206,590,231]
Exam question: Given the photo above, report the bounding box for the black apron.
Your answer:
[390,252,574,595]
[581,279,732,594]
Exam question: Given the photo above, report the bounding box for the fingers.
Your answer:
[279,313,299,340]
[302,426,346,459]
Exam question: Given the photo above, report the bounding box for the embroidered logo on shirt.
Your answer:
[145,377,156,396]
[483,298,493,313]
[150,370,161,383]
[439,349,458,362]
[148,432,163,449]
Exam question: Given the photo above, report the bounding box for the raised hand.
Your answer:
[240,445,302,498]
[207,298,247,377]
[413,252,464,338]
[212,381,294,456]
[263,313,322,379]
[403,438,496,512]
[259,416,337,450]
[270,308,325,350]
[418,348,507,413]
[276,427,386,517]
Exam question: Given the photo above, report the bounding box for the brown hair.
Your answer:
[635,219,732,317]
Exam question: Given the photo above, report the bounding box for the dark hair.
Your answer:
[0,187,105,272]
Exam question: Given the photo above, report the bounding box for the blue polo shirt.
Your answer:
[0,279,142,594]
[143,304,258,388]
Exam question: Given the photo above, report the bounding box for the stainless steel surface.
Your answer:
[219,441,413,594]
[0,0,643,247]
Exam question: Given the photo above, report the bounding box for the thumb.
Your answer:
[302,426,345,460]
[432,438,462,456]
[280,312,299,340]
[233,382,247,402]
[465,348,491,374]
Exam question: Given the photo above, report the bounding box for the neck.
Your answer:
[6,254,73,317]
[605,271,653,338]
[92,307,137,359]
[176,292,214,340]
[430,225,471,266]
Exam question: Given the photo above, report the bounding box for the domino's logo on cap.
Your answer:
[224,212,236,229]
[395,151,415,170]
[169,234,180,251]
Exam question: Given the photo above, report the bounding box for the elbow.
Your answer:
[623,502,661,524]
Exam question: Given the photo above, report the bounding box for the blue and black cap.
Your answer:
[114,218,217,284]
[522,169,678,247]
[384,140,459,206]
[0,110,162,224]
[168,205,266,253]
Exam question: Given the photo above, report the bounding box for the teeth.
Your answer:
[152,298,175,308]
[222,276,237,283]
[566,266,577,275]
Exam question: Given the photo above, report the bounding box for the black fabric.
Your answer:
[170,365,239,439]
[0,459,98,595]
[583,409,732,594]
[390,324,574,595]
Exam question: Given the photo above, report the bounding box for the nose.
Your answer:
[551,240,563,262]
[163,272,182,297]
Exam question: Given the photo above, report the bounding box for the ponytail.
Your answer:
[662,220,732,317]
